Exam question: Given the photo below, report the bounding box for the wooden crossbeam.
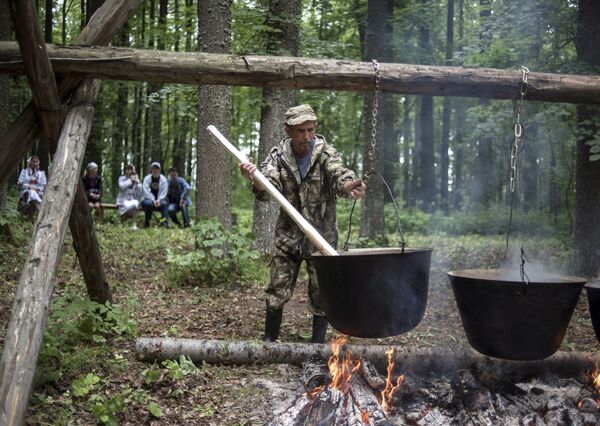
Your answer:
[0,79,101,426]
[0,43,599,104]
[0,0,141,186]
[7,0,113,306]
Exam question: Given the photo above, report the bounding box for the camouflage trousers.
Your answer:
[266,253,325,316]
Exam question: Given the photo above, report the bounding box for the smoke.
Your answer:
[501,241,564,282]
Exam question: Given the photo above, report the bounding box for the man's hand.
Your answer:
[153,199,160,208]
[343,179,367,199]
[239,160,266,191]
[239,160,256,181]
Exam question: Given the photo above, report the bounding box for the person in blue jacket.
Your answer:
[142,162,169,228]
[166,167,192,228]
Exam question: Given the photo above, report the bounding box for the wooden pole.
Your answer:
[0,0,141,186]
[135,337,596,380]
[0,43,599,105]
[8,0,112,304]
[0,80,101,426]
[207,125,339,256]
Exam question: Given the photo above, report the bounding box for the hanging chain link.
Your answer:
[364,59,381,183]
[505,66,531,285]
[509,66,529,193]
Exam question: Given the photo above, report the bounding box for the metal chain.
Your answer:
[505,66,531,285]
[509,66,529,193]
[364,59,381,183]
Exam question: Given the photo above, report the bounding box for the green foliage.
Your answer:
[72,373,101,397]
[161,355,199,380]
[89,389,131,425]
[36,291,138,385]
[166,218,260,286]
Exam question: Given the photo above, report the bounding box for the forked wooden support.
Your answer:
[7,0,117,304]
[0,79,101,426]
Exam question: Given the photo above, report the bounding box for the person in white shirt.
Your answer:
[116,164,143,229]
[17,155,47,219]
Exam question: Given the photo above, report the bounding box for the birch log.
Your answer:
[0,80,101,426]
[135,338,596,380]
[0,43,599,105]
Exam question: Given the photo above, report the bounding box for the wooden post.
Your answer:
[7,0,112,304]
[0,0,141,186]
[0,43,600,105]
[0,79,101,426]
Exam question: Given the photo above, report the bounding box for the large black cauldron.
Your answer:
[584,283,600,344]
[313,247,432,338]
[448,269,586,360]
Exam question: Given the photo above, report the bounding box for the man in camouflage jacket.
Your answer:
[240,104,366,343]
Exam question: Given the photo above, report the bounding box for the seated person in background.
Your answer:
[166,167,192,228]
[82,162,103,221]
[142,162,169,228]
[17,155,47,219]
[116,164,143,229]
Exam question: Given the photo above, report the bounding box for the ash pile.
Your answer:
[257,340,600,426]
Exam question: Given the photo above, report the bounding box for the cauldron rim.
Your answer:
[584,282,600,290]
[313,247,433,257]
[448,268,586,286]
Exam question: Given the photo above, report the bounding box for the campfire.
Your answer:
[258,337,600,425]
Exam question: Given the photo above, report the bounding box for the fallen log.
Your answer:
[8,0,112,305]
[135,337,596,380]
[0,43,599,105]
[0,80,101,426]
[0,0,141,186]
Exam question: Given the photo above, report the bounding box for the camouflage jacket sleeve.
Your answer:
[322,145,357,198]
[253,147,282,202]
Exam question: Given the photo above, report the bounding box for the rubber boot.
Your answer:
[311,315,328,343]
[263,308,283,342]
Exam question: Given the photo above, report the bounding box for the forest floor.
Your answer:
[0,213,598,425]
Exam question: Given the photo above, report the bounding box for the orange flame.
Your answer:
[381,348,404,413]
[327,336,361,394]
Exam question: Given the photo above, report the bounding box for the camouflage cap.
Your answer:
[285,104,317,126]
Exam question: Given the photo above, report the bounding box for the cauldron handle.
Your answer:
[342,170,406,253]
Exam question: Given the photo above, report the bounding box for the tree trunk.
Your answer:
[522,122,539,211]
[135,337,594,380]
[253,0,300,254]
[452,0,465,211]
[417,0,435,213]
[401,99,412,208]
[0,79,101,426]
[471,1,493,207]
[0,0,9,213]
[83,0,105,171]
[110,30,129,197]
[359,0,388,239]
[37,0,54,172]
[381,0,397,204]
[196,0,233,226]
[573,0,600,277]
[440,0,454,215]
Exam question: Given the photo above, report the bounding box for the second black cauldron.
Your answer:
[584,283,600,344]
[448,269,586,361]
[313,247,432,338]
